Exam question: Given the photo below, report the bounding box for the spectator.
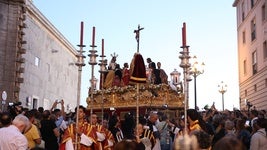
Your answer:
[213,136,245,150]
[114,139,145,150]
[224,120,235,137]
[146,111,161,149]
[235,118,251,149]
[121,112,135,140]
[250,110,258,130]
[109,114,124,143]
[102,118,109,129]
[173,133,198,150]
[0,114,30,149]
[40,110,59,150]
[191,130,212,150]
[187,109,207,134]
[156,114,172,150]
[51,99,67,143]
[24,110,42,149]
[0,112,12,127]
[211,114,226,148]
[37,107,44,114]
[135,123,155,150]
[250,118,267,150]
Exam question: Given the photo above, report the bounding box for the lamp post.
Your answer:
[218,81,227,111]
[88,27,98,122]
[190,56,205,110]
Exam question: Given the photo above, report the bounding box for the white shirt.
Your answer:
[0,125,28,150]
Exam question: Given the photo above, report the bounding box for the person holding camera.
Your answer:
[50,99,67,144]
[40,109,60,150]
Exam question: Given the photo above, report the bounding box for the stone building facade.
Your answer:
[0,0,79,111]
[233,0,267,110]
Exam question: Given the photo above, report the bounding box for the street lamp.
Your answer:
[218,81,227,111]
[190,55,205,110]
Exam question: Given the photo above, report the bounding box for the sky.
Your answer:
[33,0,239,111]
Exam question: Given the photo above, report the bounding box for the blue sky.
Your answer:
[34,0,239,110]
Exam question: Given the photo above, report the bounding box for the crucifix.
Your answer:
[134,24,144,53]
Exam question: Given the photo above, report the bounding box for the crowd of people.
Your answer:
[0,99,266,150]
[0,56,266,150]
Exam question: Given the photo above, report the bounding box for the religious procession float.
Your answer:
[82,24,189,120]
[86,83,185,120]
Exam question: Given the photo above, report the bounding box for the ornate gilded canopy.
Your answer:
[86,84,184,110]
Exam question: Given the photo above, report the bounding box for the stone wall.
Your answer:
[0,0,27,106]
[0,0,79,111]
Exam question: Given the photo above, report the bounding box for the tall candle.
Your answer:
[182,22,186,47]
[102,39,104,56]
[92,26,95,46]
[80,21,84,46]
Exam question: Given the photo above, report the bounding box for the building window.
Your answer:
[32,98,38,109]
[251,18,256,41]
[265,78,267,87]
[251,0,255,8]
[264,41,267,59]
[245,89,247,97]
[242,31,246,44]
[243,60,247,75]
[242,2,245,21]
[262,4,266,21]
[254,84,257,92]
[34,57,40,67]
[252,51,257,74]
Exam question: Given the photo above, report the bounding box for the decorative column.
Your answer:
[74,21,86,150]
[88,26,98,122]
[98,38,108,124]
[179,22,191,133]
